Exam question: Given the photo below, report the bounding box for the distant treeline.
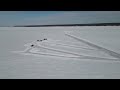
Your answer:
[14,23,120,27]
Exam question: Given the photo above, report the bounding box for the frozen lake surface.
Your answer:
[0,26,120,79]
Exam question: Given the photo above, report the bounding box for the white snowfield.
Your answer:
[0,26,120,79]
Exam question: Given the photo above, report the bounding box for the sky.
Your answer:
[0,11,120,26]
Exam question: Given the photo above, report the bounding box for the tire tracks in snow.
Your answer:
[65,33,120,59]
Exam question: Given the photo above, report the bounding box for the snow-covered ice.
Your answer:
[0,26,120,79]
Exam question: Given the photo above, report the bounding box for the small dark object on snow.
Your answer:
[37,40,39,41]
[40,40,43,41]
[31,45,34,47]
[43,38,47,40]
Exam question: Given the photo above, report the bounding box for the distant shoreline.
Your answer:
[13,23,120,27]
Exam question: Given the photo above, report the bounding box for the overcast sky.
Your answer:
[0,11,120,26]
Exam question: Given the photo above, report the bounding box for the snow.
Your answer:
[0,26,120,79]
